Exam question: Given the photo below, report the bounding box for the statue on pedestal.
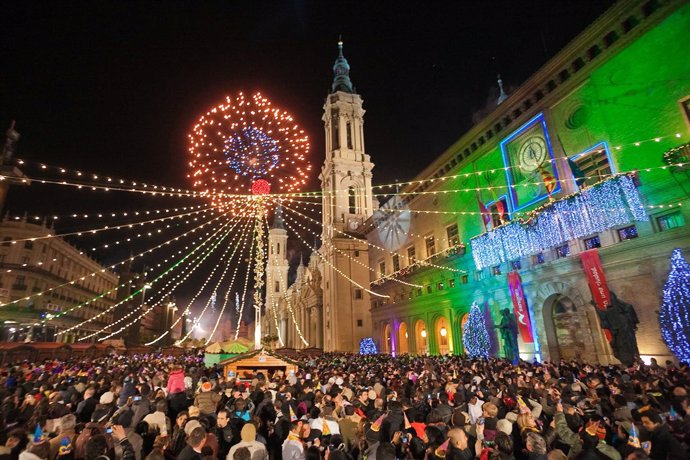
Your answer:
[592,291,640,366]
[496,308,519,363]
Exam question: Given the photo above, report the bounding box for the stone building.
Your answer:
[366,0,690,364]
[0,216,118,342]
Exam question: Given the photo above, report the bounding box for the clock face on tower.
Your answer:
[373,196,410,251]
[518,135,548,172]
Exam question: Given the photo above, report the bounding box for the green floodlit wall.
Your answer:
[398,3,690,355]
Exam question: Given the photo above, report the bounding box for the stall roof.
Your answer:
[219,348,301,367]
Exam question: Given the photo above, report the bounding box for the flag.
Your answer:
[537,164,557,196]
[371,414,385,432]
[477,195,491,230]
[628,423,641,448]
[517,396,530,414]
[34,424,44,443]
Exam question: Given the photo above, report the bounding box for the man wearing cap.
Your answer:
[228,423,268,460]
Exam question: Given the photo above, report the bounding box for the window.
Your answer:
[392,254,400,273]
[426,285,432,294]
[571,145,613,186]
[618,225,638,241]
[475,270,486,281]
[446,224,460,246]
[348,187,356,214]
[274,281,280,293]
[555,244,570,259]
[511,260,522,270]
[24,240,34,250]
[681,96,690,129]
[357,319,363,327]
[425,235,436,257]
[533,253,545,265]
[461,274,469,284]
[437,282,444,290]
[584,236,601,249]
[488,198,509,229]
[416,287,422,296]
[277,243,280,255]
[407,245,416,264]
[354,250,360,258]
[346,121,353,149]
[492,265,502,276]
[2,237,11,247]
[448,278,456,288]
[379,261,386,277]
[332,120,339,149]
[657,211,685,231]
[22,257,29,265]
[13,276,26,289]
[354,289,363,300]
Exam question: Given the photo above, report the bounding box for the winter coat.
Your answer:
[166,370,186,396]
[648,424,685,460]
[194,391,221,415]
[553,413,620,460]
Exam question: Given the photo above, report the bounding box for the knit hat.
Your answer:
[497,419,513,435]
[201,382,213,392]
[99,391,114,405]
[241,424,257,442]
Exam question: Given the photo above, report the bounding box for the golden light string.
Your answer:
[180,217,254,343]
[262,210,308,346]
[148,215,253,346]
[232,220,256,341]
[57,216,234,336]
[270,198,422,289]
[96,216,244,342]
[0,210,230,308]
[4,207,212,244]
[279,211,390,299]
[14,158,201,196]
[6,204,209,225]
[278,199,466,277]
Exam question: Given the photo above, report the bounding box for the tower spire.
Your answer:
[497,74,508,105]
[272,205,285,230]
[331,38,354,94]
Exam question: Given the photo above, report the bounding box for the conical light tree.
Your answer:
[463,302,491,359]
[660,248,690,363]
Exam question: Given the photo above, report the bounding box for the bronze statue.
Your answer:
[592,291,640,366]
[496,308,519,363]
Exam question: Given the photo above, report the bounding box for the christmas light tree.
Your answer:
[463,302,490,359]
[360,337,378,355]
[660,248,690,362]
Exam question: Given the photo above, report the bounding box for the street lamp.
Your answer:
[440,327,447,337]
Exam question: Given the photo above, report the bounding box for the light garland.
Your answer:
[253,200,283,346]
[6,204,208,224]
[58,217,233,335]
[232,229,256,341]
[359,337,378,355]
[470,174,648,269]
[0,210,231,308]
[102,216,245,342]
[659,248,690,362]
[181,217,254,343]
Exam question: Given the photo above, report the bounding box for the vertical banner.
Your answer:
[507,271,534,343]
[579,249,612,341]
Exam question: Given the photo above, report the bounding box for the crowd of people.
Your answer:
[0,351,688,460]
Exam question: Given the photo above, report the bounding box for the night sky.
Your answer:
[0,1,615,327]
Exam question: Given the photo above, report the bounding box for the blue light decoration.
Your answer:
[462,302,490,359]
[359,337,378,355]
[659,248,690,363]
[470,174,647,270]
[500,113,561,214]
[224,126,280,179]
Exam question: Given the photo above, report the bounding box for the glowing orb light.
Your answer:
[188,92,311,213]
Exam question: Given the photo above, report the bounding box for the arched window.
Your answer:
[348,187,356,214]
[277,243,280,255]
[346,121,353,149]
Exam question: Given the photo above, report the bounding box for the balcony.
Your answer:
[469,173,647,270]
[371,243,467,288]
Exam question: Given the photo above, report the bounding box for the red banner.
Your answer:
[507,271,534,343]
[579,249,612,341]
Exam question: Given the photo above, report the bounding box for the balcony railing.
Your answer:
[370,243,467,288]
[470,173,647,270]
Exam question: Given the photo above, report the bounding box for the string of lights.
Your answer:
[181,217,254,343]
[232,222,256,341]
[279,212,390,299]
[98,216,245,342]
[57,217,236,335]
[5,204,209,225]
[0,210,231,308]
[4,207,213,244]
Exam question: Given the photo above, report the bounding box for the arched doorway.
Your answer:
[398,322,409,354]
[543,294,597,361]
[435,317,452,355]
[383,324,392,354]
[415,319,428,355]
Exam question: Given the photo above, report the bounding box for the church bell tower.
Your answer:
[319,40,375,352]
